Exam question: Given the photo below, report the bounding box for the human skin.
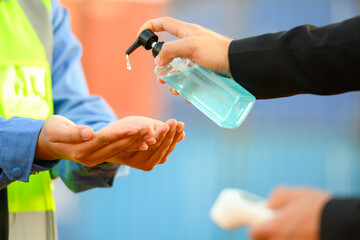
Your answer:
[138,16,232,74]
[250,187,331,240]
[138,17,334,238]
[36,115,185,171]
[137,17,232,98]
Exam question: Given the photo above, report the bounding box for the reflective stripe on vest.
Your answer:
[0,0,56,239]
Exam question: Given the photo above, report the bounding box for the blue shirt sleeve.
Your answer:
[49,0,129,192]
[0,117,59,190]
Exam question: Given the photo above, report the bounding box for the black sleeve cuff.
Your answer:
[228,32,309,100]
[321,198,360,240]
[228,16,360,100]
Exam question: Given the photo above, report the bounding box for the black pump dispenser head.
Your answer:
[126,29,164,58]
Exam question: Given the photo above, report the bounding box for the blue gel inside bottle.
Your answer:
[156,58,255,129]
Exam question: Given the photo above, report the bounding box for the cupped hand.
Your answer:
[250,186,331,240]
[35,115,184,169]
[106,118,185,171]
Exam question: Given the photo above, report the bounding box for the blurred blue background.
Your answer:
[54,0,360,239]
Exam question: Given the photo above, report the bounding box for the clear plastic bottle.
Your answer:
[126,30,255,128]
[155,58,255,128]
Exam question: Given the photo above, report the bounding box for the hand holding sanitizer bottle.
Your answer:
[126,29,255,129]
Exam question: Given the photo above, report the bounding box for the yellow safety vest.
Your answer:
[0,0,56,239]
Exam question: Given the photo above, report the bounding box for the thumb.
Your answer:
[155,38,197,66]
[51,125,94,143]
[46,116,94,143]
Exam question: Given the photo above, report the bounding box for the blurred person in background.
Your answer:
[138,16,360,240]
[0,1,184,239]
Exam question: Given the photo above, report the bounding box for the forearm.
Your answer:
[229,16,360,99]
[321,198,360,240]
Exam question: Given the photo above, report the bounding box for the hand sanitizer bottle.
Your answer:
[126,30,255,129]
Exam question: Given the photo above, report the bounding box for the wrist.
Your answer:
[223,38,232,74]
[35,128,60,161]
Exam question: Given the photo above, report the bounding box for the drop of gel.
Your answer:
[126,54,131,70]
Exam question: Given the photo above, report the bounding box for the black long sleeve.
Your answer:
[321,199,360,240]
[229,16,360,99]
[229,16,360,239]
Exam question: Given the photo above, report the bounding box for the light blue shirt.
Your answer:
[0,0,129,192]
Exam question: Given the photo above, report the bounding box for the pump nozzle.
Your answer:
[126,39,141,56]
[126,29,164,70]
[126,29,159,55]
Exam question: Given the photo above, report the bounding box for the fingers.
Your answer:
[169,87,192,104]
[107,119,184,171]
[138,16,196,39]
[158,78,191,104]
[52,127,151,166]
[178,132,185,142]
[120,132,154,152]
[136,142,150,151]
[250,219,278,240]
[158,77,180,95]
[151,120,174,149]
[94,126,140,144]
[145,137,157,145]
[154,38,197,66]
[267,186,304,209]
[114,122,171,170]
[169,86,180,95]
[139,17,232,73]
[157,77,166,84]
[74,131,154,166]
[159,121,185,164]
[145,119,178,165]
